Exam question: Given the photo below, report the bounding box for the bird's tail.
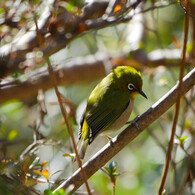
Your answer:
[76,138,89,160]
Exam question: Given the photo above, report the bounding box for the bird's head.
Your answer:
[113,66,147,99]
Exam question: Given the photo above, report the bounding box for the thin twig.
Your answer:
[32,7,91,194]
[46,58,91,194]
[158,1,190,194]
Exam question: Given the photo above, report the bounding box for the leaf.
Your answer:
[44,188,67,195]
[161,189,166,195]
[24,178,37,187]
[44,190,53,195]
[187,43,192,54]
[184,119,192,129]
[33,170,43,176]
[114,5,122,13]
[54,188,66,195]
[50,170,63,178]
[104,167,112,175]
[42,169,49,181]
[177,135,188,145]
[31,0,41,5]
[63,153,75,159]
[42,161,48,167]
[7,129,18,141]
[112,172,120,176]
[0,7,5,14]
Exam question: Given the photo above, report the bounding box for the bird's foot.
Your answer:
[105,135,114,147]
[126,115,141,131]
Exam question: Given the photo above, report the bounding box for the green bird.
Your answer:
[77,66,147,159]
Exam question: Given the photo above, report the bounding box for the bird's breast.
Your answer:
[103,99,134,133]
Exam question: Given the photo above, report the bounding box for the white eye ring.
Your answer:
[128,83,134,91]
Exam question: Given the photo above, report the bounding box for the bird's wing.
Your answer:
[85,90,130,143]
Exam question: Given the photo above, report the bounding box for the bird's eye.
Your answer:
[128,83,134,91]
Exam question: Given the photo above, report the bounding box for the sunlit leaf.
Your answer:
[31,0,41,5]
[24,178,37,187]
[7,129,18,141]
[112,172,120,176]
[187,43,193,54]
[63,153,75,159]
[44,190,53,195]
[42,169,49,181]
[42,161,48,167]
[1,100,23,115]
[55,188,66,195]
[50,170,63,178]
[114,5,122,13]
[177,135,188,145]
[45,188,66,195]
[0,7,5,14]
[184,119,192,129]
[33,170,43,176]
[70,0,84,7]
[162,189,166,195]
[104,167,111,175]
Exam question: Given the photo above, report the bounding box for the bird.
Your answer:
[76,66,147,159]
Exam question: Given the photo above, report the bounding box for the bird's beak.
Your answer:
[138,90,148,99]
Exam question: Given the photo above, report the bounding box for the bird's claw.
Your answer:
[126,115,141,131]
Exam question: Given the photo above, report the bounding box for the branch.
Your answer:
[0,57,106,103]
[53,68,195,194]
[0,0,56,77]
[0,49,182,104]
[0,0,172,77]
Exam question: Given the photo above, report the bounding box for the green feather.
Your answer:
[86,90,129,143]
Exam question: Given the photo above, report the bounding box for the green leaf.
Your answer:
[104,167,112,175]
[12,71,22,79]
[44,190,53,195]
[187,43,193,54]
[1,100,23,115]
[178,136,188,145]
[45,188,66,195]
[65,3,76,13]
[30,0,41,5]
[184,119,192,129]
[0,7,5,14]
[63,153,75,159]
[161,189,166,195]
[7,129,18,141]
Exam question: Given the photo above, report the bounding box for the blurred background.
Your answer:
[0,0,194,194]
